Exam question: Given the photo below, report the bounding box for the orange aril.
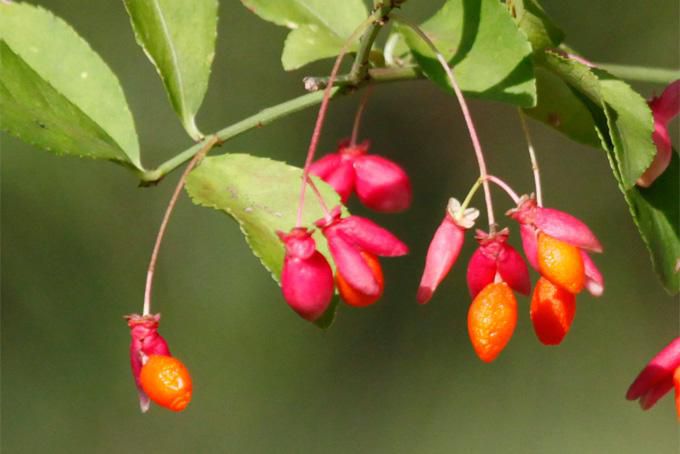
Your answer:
[537,233,585,294]
[530,277,576,345]
[336,252,384,307]
[467,282,517,363]
[139,355,192,412]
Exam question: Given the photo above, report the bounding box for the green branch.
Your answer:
[304,66,422,91]
[595,63,680,85]
[138,88,341,184]
[348,1,395,84]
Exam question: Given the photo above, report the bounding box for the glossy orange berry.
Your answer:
[674,367,680,419]
[467,282,517,363]
[530,277,576,345]
[537,233,585,294]
[139,355,192,412]
[336,252,384,307]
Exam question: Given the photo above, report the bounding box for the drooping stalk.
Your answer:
[517,110,543,206]
[486,175,521,205]
[295,12,385,228]
[393,15,496,230]
[350,86,374,147]
[142,135,220,316]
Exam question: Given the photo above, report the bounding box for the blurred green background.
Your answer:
[2,1,679,452]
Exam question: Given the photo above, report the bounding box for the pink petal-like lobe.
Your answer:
[636,80,679,187]
[280,251,334,321]
[334,215,408,257]
[326,231,380,296]
[497,243,531,296]
[354,155,412,212]
[309,153,342,180]
[323,160,355,202]
[649,80,680,124]
[279,229,334,321]
[639,378,674,410]
[508,197,602,252]
[581,251,604,296]
[627,337,680,401]
[417,215,465,304]
[637,119,673,187]
[466,247,498,298]
[520,224,539,270]
[126,314,172,412]
[535,207,603,252]
[466,230,530,297]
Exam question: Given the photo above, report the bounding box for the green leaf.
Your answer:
[598,73,656,189]
[396,0,536,107]
[0,2,142,169]
[623,153,680,294]
[0,43,134,165]
[240,0,368,70]
[540,52,656,188]
[185,153,346,327]
[531,51,671,291]
[523,67,601,147]
[508,0,564,51]
[124,0,218,140]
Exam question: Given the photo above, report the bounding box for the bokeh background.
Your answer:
[2,1,679,452]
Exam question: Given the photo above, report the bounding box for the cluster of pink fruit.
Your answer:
[418,194,603,362]
[278,140,412,321]
[277,133,606,365]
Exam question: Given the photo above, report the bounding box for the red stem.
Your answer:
[394,15,496,230]
[143,136,220,316]
[350,86,374,147]
[295,14,379,228]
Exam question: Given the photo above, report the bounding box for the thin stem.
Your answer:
[517,110,542,206]
[350,86,373,146]
[296,13,381,228]
[393,15,496,230]
[594,63,680,85]
[142,135,220,316]
[460,177,483,212]
[486,175,521,205]
[307,177,331,219]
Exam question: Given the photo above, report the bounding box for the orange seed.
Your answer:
[139,355,192,412]
[467,282,517,363]
[530,277,576,345]
[336,252,384,307]
[537,233,585,294]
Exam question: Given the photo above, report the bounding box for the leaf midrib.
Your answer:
[293,0,344,40]
[151,0,188,118]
